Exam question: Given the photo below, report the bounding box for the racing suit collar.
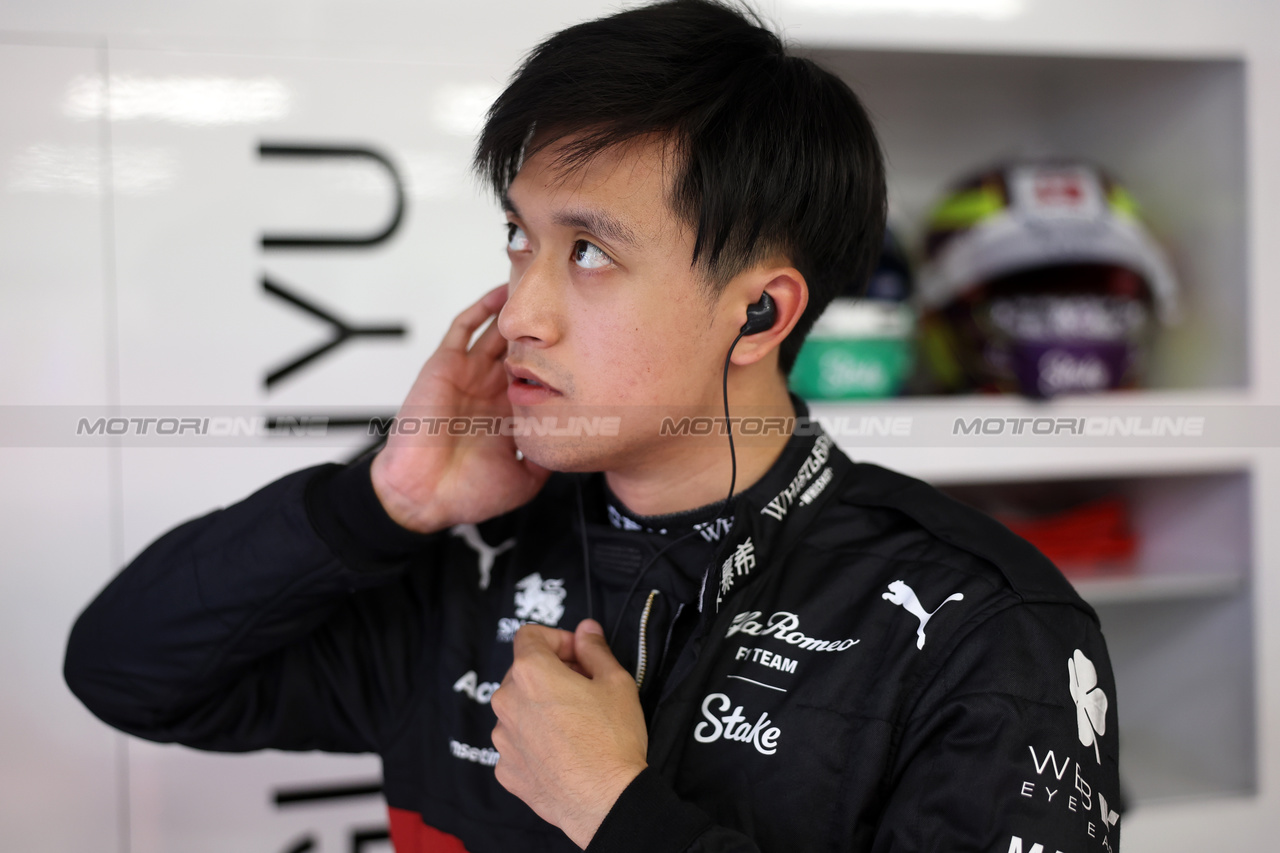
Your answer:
[697,396,852,614]
[601,395,807,541]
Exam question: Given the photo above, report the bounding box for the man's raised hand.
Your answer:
[370,284,550,533]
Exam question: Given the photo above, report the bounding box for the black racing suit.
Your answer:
[65,413,1122,853]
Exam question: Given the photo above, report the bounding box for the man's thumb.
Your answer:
[574,619,621,678]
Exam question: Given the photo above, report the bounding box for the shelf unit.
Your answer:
[1074,572,1244,605]
[800,45,1249,392]
[940,469,1253,802]
[799,42,1257,816]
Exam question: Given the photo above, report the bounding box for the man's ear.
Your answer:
[730,268,808,367]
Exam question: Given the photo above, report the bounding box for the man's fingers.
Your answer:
[513,624,578,665]
[441,284,507,351]
[469,310,510,361]
[573,619,627,680]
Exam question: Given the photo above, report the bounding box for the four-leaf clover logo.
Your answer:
[1068,648,1108,764]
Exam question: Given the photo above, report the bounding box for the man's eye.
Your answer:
[506,223,530,252]
[572,239,612,269]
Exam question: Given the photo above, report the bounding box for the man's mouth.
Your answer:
[505,362,563,400]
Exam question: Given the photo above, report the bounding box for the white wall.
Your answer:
[2,1,1277,851]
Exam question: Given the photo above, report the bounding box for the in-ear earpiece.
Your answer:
[741,292,777,336]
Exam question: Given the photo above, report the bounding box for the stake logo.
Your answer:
[693,693,781,756]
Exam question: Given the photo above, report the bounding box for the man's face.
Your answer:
[497,134,743,472]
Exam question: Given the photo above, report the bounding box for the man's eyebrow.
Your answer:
[501,192,640,251]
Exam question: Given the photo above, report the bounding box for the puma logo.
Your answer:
[882,580,964,650]
[451,524,515,590]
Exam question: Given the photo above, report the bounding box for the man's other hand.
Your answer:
[491,619,648,850]
[370,284,550,533]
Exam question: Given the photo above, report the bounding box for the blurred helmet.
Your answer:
[790,228,915,400]
[917,160,1178,398]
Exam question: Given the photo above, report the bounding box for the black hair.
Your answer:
[474,0,886,374]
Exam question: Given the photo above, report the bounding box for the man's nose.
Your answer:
[498,255,562,345]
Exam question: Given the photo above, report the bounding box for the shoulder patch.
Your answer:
[840,463,1095,622]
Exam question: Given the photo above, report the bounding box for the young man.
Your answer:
[66,2,1121,851]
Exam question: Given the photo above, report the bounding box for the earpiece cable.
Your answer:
[600,327,751,646]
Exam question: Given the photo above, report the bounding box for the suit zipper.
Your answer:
[634,589,660,689]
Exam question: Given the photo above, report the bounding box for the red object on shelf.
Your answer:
[998,496,1137,578]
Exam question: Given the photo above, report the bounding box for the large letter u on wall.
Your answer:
[258,143,406,249]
